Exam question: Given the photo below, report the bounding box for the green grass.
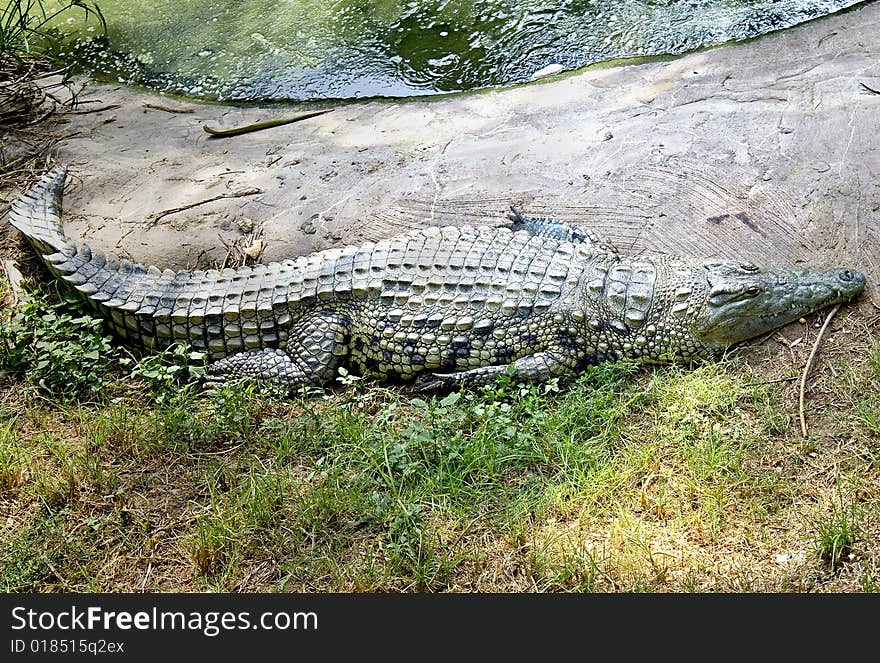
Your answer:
[811,488,864,573]
[1,287,879,592]
[0,2,105,179]
[1,0,103,69]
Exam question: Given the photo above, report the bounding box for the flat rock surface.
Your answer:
[23,3,880,297]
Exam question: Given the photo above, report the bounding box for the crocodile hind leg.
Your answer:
[415,350,579,392]
[205,310,350,389]
[507,206,618,253]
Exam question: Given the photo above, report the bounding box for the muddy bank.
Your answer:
[14,3,880,294]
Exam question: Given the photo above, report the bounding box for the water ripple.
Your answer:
[56,0,868,101]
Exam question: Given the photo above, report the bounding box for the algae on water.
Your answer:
[46,0,868,100]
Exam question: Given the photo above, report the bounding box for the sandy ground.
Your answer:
[9,3,880,298]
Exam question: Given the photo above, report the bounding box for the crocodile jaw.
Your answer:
[690,263,866,348]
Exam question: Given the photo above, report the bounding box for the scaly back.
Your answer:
[9,167,603,357]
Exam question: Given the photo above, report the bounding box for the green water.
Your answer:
[54,0,867,101]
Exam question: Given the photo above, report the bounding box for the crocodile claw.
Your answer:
[414,372,453,392]
[201,375,224,395]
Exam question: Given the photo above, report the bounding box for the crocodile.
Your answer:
[7,166,866,391]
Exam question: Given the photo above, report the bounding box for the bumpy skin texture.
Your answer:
[9,167,867,391]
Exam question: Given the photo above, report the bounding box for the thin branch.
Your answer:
[67,103,121,115]
[140,562,152,592]
[799,304,841,437]
[859,81,880,95]
[147,188,262,226]
[143,103,194,114]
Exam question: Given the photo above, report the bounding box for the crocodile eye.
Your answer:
[744,286,761,297]
[740,263,759,272]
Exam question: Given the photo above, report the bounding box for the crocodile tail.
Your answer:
[8,166,70,256]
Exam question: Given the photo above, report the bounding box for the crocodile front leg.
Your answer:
[415,350,580,392]
[205,310,350,389]
[205,348,311,388]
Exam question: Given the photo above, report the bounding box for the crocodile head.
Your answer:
[691,260,865,349]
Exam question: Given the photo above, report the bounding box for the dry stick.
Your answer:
[202,108,334,138]
[143,102,194,114]
[67,103,122,115]
[859,81,880,95]
[140,562,152,592]
[799,303,841,438]
[72,97,111,106]
[147,188,262,227]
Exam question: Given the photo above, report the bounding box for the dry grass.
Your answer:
[0,67,76,187]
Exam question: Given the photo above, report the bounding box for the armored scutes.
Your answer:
[8,167,866,391]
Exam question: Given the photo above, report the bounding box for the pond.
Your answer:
[55,0,866,102]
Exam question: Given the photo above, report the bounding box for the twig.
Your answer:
[147,188,262,226]
[218,234,233,271]
[799,304,841,437]
[115,226,138,248]
[118,345,139,365]
[859,81,880,95]
[189,248,212,271]
[203,108,334,138]
[775,332,796,363]
[140,562,152,591]
[67,103,121,115]
[143,103,194,114]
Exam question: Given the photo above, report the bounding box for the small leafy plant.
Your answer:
[0,288,117,399]
[130,342,206,404]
